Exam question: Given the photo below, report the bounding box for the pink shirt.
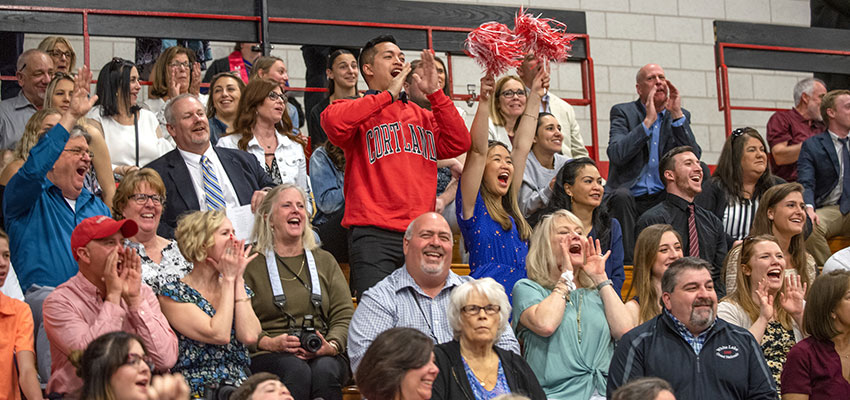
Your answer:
[43,272,177,397]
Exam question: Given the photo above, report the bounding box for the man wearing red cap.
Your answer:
[42,216,178,397]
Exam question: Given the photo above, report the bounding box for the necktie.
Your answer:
[201,155,225,211]
[839,137,850,215]
[688,204,700,258]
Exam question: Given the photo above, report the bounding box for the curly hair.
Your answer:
[112,168,167,220]
[175,210,227,264]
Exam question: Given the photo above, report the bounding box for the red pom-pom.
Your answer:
[464,22,525,76]
[514,7,575,65]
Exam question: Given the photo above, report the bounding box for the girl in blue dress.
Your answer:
[457,67,548,299]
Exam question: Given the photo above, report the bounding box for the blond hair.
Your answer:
[526,210,592,289]
[37,36,76,72]
[489,76,524,128]
[724,234,793,330]
[175,211,227,263]
[251,184,318,254]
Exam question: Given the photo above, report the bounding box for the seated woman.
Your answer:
[143,46,206,132]
[723,183,815,294]
[718,234,806,396]
[158,210,261,397]
[309,140,348,262]
[530,158,625,294]
[251,56,303,136]
[487,76,526,150]
[243,184,353,400]
[624,224,683,326]
[37,36,75,74]
[697,127,783,245]
[218,79,312,201]
[512,210,632,400]
[76,331,189,400]
[89,58,173,177]
[113,168,192,293]
[23,72,116,206]
[307,49,359,150]
[457,71,543,298]
[206,71,245,146]
[356,327,439,400]
[781,270,850,399]
[432,278,545,400]
[519,112,568,218]
[231,372,294,400]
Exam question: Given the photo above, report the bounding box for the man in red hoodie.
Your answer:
[321,35,470,298]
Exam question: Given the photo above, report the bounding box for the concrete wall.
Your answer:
[21,0,812,163]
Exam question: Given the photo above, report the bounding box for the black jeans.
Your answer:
[348,226,404,299]
[250,352,349,400]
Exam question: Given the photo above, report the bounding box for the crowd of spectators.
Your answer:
[3,26,850,400]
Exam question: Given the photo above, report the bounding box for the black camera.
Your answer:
[294,315,322,353]
[204,380,237,400]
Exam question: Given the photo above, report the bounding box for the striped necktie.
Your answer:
[201,155,225,211]
[688,204,700,257]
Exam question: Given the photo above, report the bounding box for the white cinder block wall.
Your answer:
[22,0,811,164]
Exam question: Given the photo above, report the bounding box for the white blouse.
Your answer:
[87,106,175,168]
[216,131,313,196]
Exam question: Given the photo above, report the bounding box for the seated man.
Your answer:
[146,93,275,238]
[799,89,850,265]
[347,212,519,372]
[766,77,826,182]
[608,257,776,399]
[516,52,588,159]
[43,215,177,397]
[4,67,111,380]
[636,146,726,297]
[0,49,53,151]
[0,229,42,400]
[321,35,470,297]
[606,63,700,263]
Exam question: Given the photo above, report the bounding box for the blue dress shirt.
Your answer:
[631,110,685,197]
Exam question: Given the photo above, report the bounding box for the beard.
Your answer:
[689,299,716,331]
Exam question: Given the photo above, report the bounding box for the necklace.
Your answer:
[575,290,586,344]
[463,356,495,385]
[280,255,305,281]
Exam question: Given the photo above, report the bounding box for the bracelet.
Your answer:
[552,287,568,301]
[235,297,251,303]
[328,340,341,356]
[596,279,613,291]
[522,112,538,120]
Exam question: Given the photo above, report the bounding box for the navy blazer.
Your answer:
[798,131,841,208]
[145,146,276,238]
[606,99,701,191]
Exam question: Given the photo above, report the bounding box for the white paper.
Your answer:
[226,204,255,241]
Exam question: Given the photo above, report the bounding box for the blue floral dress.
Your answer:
[159,281,252,397]
[456,183,529,300]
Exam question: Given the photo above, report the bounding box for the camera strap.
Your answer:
[265,249,322,311]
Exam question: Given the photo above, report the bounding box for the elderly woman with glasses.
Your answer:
[512,210,632,400]
[218,79,312,208]
[143,46,206,133]
[432,278,545,400]
[113,168,192,293]
[37,36,76,74]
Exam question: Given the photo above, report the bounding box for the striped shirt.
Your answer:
[722,198,759,242]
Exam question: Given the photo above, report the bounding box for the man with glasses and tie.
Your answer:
[4,66,111,381]
[605,63,701,264]
[799,89,850,265]
[636,146,727,298]
[146,93,275,238]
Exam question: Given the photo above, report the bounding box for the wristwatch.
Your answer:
[596,279,613,291]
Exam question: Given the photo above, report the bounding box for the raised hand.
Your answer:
[479,74,495,103]
[582,236,611,285]
[753,278,775,322]
[189,62,201,96]
[665,80,683,119]
[643,84,658,127]
[68,65,98,120]
[167,67,183,99]
[121,246,143,308]
[530,64,549,98]
[102,247,124,304]
[412,49,441,96]
[779,274,806,319]
[145,373,190,400]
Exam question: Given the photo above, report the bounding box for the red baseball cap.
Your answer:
[70,216,139,260]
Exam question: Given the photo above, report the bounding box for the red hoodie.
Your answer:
[321,90,470,232]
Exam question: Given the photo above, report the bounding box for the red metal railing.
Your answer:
[715,42,850,135]
[0,4,599,160]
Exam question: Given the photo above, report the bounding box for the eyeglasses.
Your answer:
[500,89,526,98]
[125,353,154,371]
[169,61,190,69]
[63,148,94,159]
[268,91,287,102]
[128,193,164,205]
[50,50,73,59]
[460,304,501,315]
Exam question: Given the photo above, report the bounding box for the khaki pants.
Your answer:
[806,205,850,265]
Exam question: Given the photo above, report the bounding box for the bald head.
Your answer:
[16,49,54,107]
[404,212,453,291]
[636,63,668,107]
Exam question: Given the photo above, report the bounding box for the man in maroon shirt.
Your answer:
[766,77,826,181]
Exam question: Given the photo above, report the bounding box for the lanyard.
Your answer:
[265,249,321,310]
